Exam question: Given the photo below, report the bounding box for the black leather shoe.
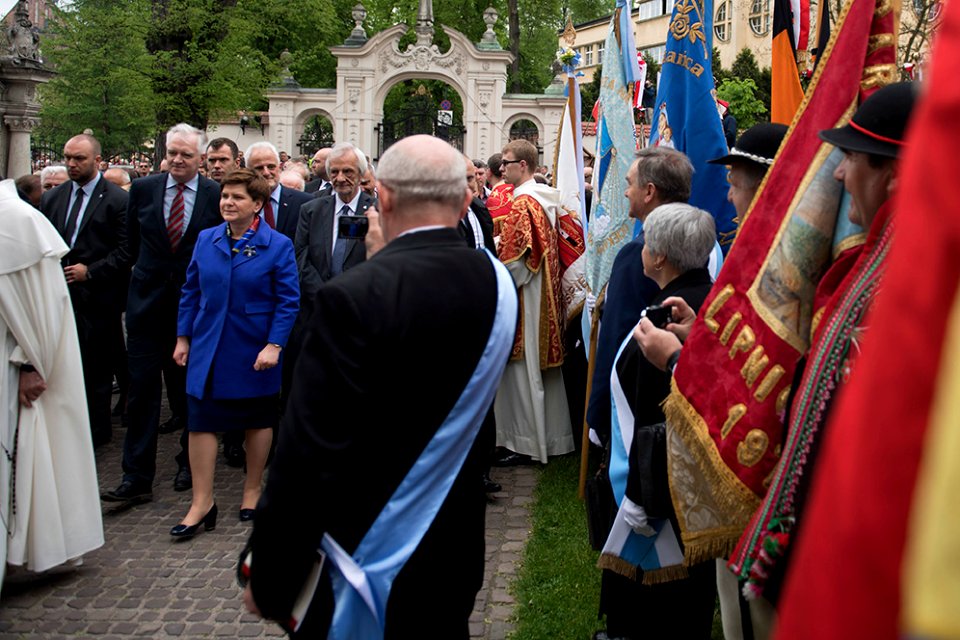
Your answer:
[159,416,185,435]
[492,451,534,467]
[224,444,245,469]
[170,503,218,540]
[173,466,193,492]
[239,508,255,522]
[482,474,502,493]
[101,481,152,503]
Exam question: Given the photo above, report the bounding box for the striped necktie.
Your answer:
[167,183,186,250]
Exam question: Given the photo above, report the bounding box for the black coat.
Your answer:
[459,196,496,252]
[274,185,313,242]
[294,191,375,303]
[41,175,130,320]
[248,228,499,638]
[125,173,221,331]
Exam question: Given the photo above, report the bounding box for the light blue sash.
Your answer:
[320,250,517,640]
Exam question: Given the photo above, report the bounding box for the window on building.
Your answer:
[749,0,771,35]
[714,0,731,41]
[644,44,666,64]
[638,0,663,21]
[584,44,594,66]
[598,42,605,62]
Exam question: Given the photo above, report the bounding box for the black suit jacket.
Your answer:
[294,191,375,303]
[249,228,499,637]
[41,175,130,324]
[125,173,221,330]
[459,197,496,253]
[275,185,313,242]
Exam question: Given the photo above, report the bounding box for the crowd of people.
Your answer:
[0,59,952,638]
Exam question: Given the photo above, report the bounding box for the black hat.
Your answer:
[819,82,916,158]
[708,123,789,166]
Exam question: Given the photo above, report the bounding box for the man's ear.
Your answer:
[886,162,899,200]
[643,182,657,203]
[377,184,393,216]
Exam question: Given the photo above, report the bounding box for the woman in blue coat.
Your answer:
[171,168,299,538]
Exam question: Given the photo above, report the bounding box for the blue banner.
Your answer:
[585,9,639,294]
[650,0,738,252]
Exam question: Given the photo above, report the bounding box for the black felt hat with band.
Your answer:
[708,123,789,166]
[819,82,916,159]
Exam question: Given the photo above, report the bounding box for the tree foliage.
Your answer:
[717,77,767,129]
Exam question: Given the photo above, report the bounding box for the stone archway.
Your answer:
[266,5,566,163]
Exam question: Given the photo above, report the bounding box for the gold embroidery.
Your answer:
[728,326,756,360]
[755,365,785,402]
[721,404,747,439]
[867,33,896,56]
[719,311,742,346]
[668,0,708,58]
[810,306,826,336]
[737,429,770,467]
[833,231,866,259]
[704,284,735,333]
[875,0,894,17]
[741,346,770,387]
[776,387,790,415]
[861,64,899,90]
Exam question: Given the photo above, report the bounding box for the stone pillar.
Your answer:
[5,115,36,179]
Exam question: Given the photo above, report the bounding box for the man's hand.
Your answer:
[18,369,47,407]
[63,263,89,284]
[173,336,190,366]
[253,344,281,371]
[364,207,386,258]
[634,318,683,372]
[660,295,696,341]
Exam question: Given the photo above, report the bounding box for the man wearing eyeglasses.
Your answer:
[492,139,574,466]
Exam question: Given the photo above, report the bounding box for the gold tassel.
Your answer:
[597,553,638,581]
[641,564,690,585]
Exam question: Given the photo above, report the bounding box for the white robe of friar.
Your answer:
[0,179,103,592]
[494,179,574,463]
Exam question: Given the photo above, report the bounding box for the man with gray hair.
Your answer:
[243,135,517,638]
[246,141,312,241]
[103,123,222,504]
[40,165,68,192]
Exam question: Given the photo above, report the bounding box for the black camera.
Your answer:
[338,214,369,240]
[641,304,674,329]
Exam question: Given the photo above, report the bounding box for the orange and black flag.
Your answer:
[771,0,805,123]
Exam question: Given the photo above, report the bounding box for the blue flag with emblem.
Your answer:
[585,0,642,296]
[649,0,738,252]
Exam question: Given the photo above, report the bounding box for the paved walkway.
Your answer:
[0,413,537,639]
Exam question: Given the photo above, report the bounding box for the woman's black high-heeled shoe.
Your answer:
[238,508,255,522]
[170,503,218,540]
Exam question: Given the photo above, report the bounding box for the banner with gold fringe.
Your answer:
[662,0,899,567]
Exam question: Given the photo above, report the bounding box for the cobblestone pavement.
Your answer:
[0,411,536,639]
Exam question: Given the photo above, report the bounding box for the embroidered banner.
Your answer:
[662,0,897,566]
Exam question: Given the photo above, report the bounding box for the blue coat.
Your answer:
[178,220,300,400]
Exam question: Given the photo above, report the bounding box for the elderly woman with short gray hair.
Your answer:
[597,203,718,639]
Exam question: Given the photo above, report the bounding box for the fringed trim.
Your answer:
[641,564,690,585]
[663,383,760,560]
[597,553,638,581]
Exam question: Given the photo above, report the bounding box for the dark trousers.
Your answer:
[121,323,189,487]
[75,309,117,447]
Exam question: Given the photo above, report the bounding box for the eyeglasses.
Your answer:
[500,159,523,166]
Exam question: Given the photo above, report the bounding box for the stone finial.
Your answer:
[344,3,369,46]
[415,0,434,47]
[279,49,300,87]
[478,7,501,50]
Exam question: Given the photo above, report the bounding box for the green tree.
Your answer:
[716,77,767,130]
[726,47,770,121]
[38,0,156,152]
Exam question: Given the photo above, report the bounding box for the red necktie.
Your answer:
[167,184,186,250]
[263,199,276,229]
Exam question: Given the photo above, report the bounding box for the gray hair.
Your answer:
[325,142,368,176]
[40,165,67,182]
[635,147,694,204]
[643,203,716,273]
[166,123,207,155]
[377,140,466,212]
[245,141,280,164]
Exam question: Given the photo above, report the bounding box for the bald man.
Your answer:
[243,136,517,638]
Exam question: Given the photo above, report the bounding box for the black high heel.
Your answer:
[170,503,218,540]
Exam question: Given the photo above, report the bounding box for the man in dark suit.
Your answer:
[41,134,129,447]
[102,123,222,503]
[304,147,332,195]
[245,141,312,241]
[243,134,516,638]
[294,142,374,303]
[205,137,240,183]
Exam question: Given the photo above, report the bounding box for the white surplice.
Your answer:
[494,180,574,463]
[0,180,103,590]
